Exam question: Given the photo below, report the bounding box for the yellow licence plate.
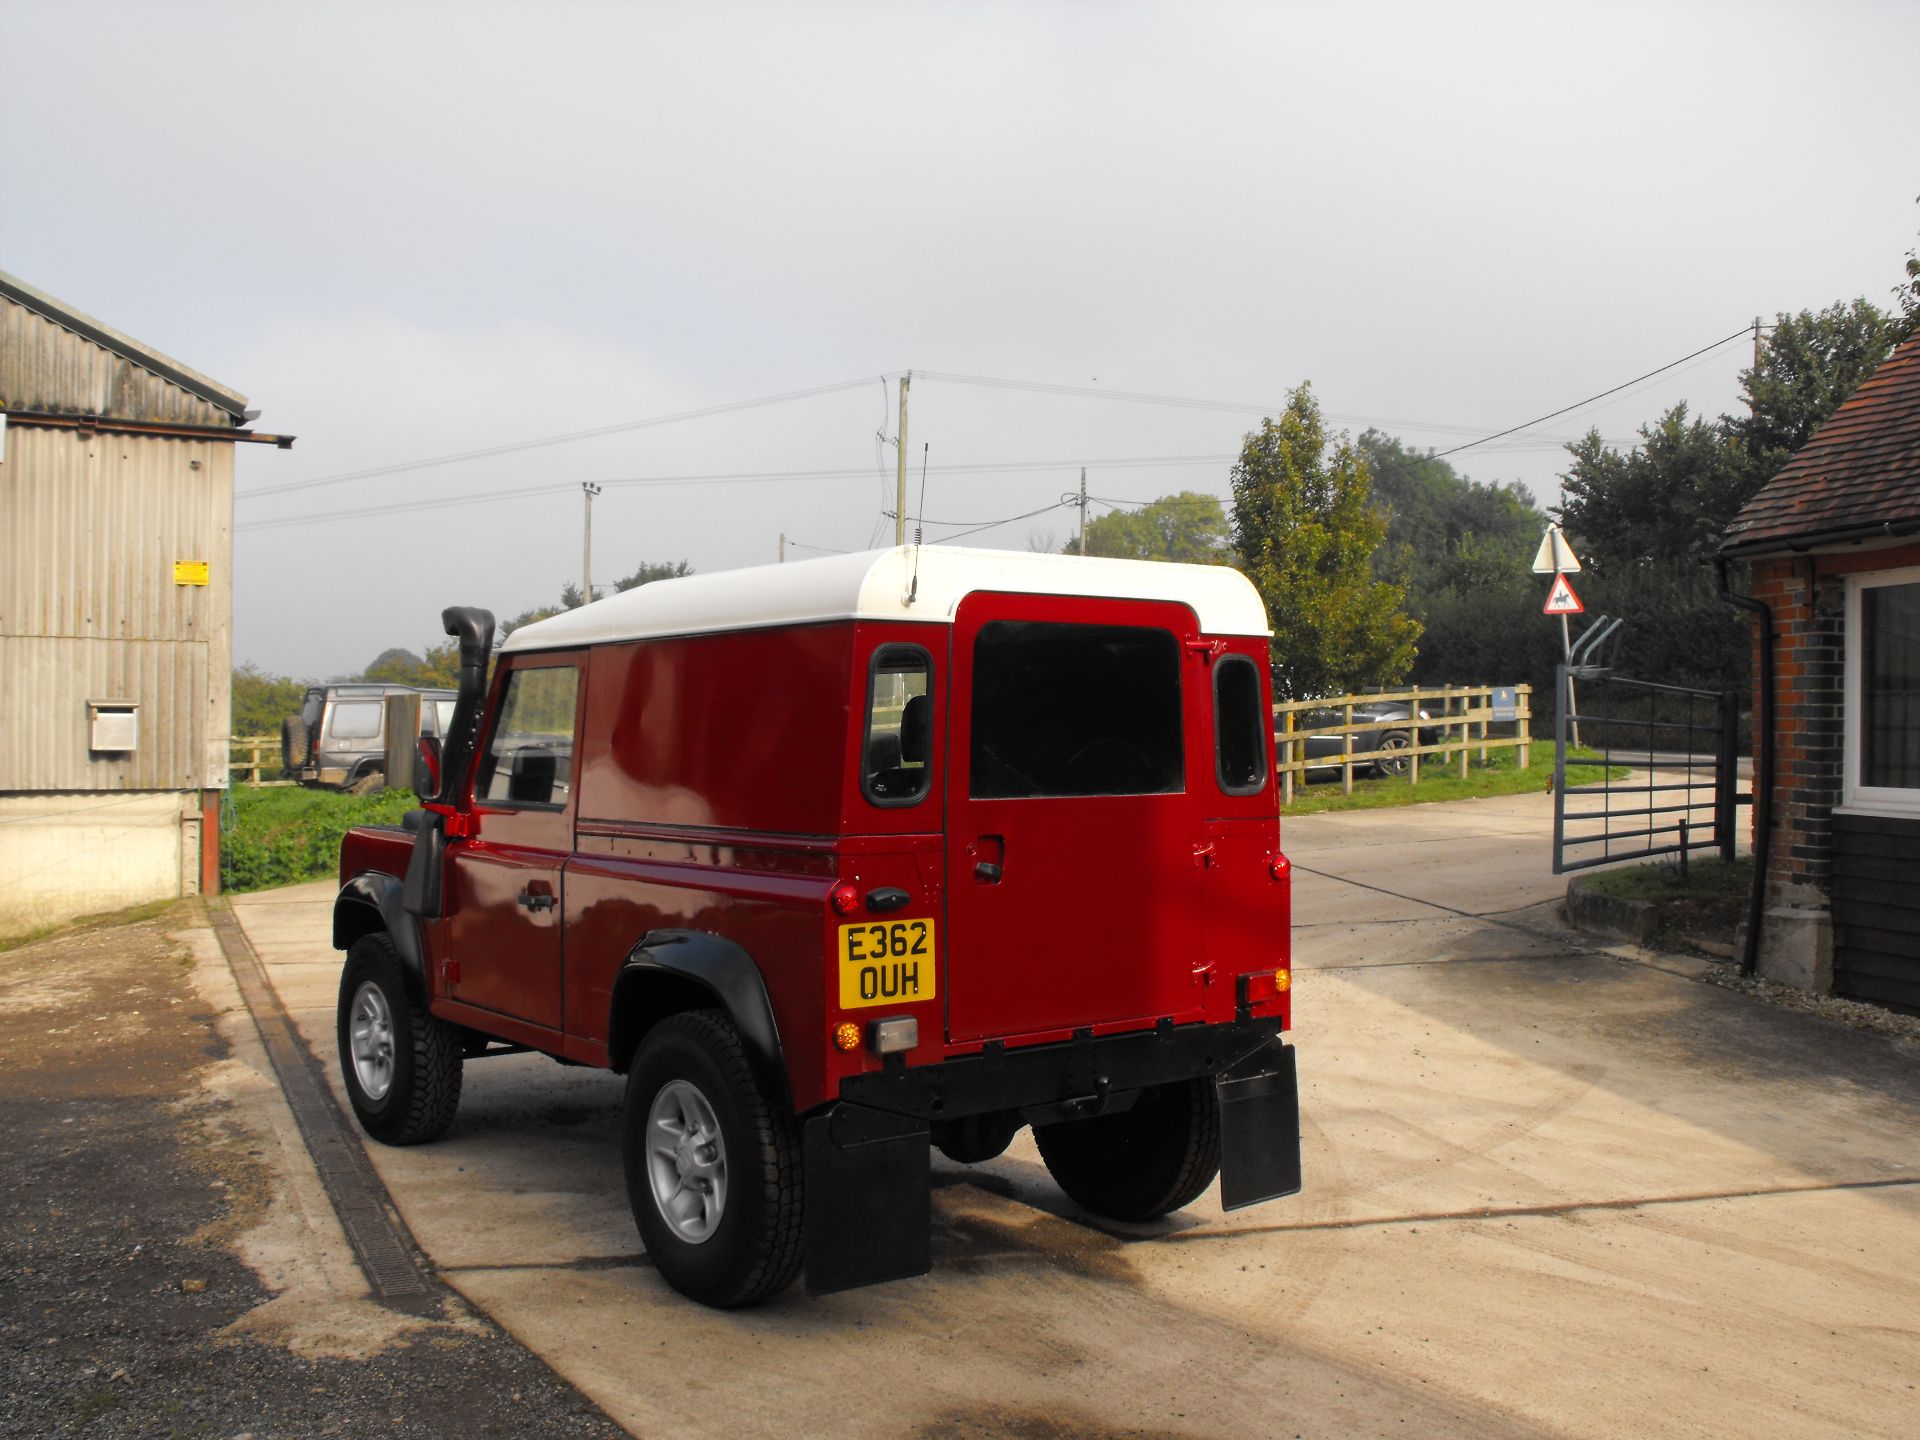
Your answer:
[838,918,936,1008]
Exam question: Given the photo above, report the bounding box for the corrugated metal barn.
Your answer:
[0,270,292,937]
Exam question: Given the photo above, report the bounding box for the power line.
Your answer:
[236,376,882,503]
[920,370,1606,446]
[929,500,1074,546]
[1390,326,1755,468]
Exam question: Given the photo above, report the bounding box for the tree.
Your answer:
[1550,298,1904,689]
[1897,196,1919,338]
[1354,431,1548,690]
[1229,385,1420,699]
[1556,405,1750,687]
[1063,492,1229,562]
[1560,404,1744,573]
[1724,300,1904,486]
[231,664,312,737]
[507,559,695,636]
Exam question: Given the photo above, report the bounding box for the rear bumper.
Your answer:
[838,1016,1286,1124]
[806,1020,1301,1296]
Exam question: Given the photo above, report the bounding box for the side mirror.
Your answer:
[413,736,443,802]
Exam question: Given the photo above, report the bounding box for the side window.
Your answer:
[328,701,382,740]
[1213,654,1268,795]
[863,645,933,806]
[476,665,579,807]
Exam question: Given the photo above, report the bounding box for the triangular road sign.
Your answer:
[1543,572,1584,615]
[1531,525,1582,574]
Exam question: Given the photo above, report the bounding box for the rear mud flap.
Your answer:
[803,1103,930,1296]
[1215,1043,1302,1211]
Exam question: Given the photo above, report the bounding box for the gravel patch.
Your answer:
[0,903,629,1440]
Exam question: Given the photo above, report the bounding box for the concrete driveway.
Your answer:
[232,791,1920,1438]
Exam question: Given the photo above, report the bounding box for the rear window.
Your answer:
[1214,654,1268,795]
[970,621,1183,798]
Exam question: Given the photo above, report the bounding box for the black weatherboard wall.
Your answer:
[1831,813,1920,1013]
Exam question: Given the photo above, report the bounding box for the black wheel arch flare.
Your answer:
[332,872,430,1007]
[610,929,790,1111]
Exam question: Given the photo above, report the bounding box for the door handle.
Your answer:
[967,834,1006,884]
[517,887,557,912]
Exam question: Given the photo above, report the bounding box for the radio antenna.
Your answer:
[908,442,929,604]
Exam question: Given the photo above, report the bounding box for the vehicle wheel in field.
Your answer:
[623,1010,803,1308]
[336,932,462,1145]
[1374,729,1412,778]
[1033,1077,1221,1222]
[348,770,384,796]
[280,715,308,774]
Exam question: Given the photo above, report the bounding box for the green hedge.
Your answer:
[221,786,417,893]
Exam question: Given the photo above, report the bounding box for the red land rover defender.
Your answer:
[331,547,1299,1307]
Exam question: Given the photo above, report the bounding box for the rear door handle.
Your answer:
[517,886,557,912]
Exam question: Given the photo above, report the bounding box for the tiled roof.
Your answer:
[1722,332,1920,554]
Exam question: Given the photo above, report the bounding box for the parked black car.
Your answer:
[1278,700,1438,779]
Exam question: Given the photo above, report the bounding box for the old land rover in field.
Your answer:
[330,547,1300,1307]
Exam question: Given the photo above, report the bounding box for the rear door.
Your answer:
[945,593,1211,1043]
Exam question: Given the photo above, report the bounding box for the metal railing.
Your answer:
[1272,684,1533,805]
[1551,619,1746,874]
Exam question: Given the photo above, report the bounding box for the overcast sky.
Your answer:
[4,0,1916,678]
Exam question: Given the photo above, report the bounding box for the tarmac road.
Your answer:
[231,790,1920,1439]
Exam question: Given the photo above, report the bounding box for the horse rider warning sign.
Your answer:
[1543,572,1584,615]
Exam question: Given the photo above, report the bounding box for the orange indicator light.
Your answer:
[832,1022,861,1052]
[1275,968,1291,992]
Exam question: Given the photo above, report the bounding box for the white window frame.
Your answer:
[1842,563,1920,817]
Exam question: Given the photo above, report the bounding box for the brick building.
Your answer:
[1721,332,1920,1010]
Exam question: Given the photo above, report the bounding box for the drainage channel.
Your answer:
[208,902,440,1316]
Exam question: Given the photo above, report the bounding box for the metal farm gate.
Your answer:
[1552,619,1748,875]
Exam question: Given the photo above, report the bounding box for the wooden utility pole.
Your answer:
[1078,467,1088,554]
[894,373,911,547]
[1751,315,1763,417]
[778,532,786,564]
[581,482,602,605]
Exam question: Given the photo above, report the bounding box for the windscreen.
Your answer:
[970,620,1183,798]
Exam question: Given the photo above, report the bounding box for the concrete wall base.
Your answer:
[1754,903,1834,993]
[0,791,199,939]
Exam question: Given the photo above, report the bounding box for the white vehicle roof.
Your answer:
[501,545,1272,653]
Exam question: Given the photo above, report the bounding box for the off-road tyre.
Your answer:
[348,769,384,797]
[280,715,309,774]
[1033,1076,1221,1222]
[1374,730,1412,779]
[336,932,462,1145]
[623,1010,803,1308]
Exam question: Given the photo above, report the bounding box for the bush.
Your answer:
[221,786,416,893]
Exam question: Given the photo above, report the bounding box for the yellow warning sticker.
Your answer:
[173,560,209,586]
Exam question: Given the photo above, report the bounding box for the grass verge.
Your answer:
[222,785,415,893]
[1578,855,1753,952]
[1281,744,1621,816]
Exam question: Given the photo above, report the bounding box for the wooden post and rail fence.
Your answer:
[228,736,291,788]
[235,681,1535,800]
[1272,683,1533,806]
